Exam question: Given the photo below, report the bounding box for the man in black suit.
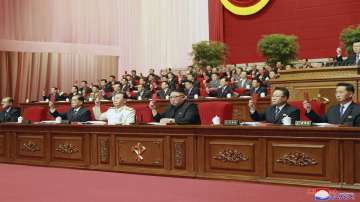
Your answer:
[304,83,360,126]
[42,87,67,102]
[216,78,233,98]
[149,89,200,124]
[67,86,80,100]
[157,82,172,99]
[134,84,152,100]
[249,78,267,96]
[345,41,360,66]
[49,95,91,122]
[184,80,199,99]
[0,97,21,123]
[249,87,300,124]
[79,81,92,96]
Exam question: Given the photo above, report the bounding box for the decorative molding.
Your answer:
[131,142,146,161]
[213,149,249,162]
[276,152,318,167]
[174,142,185,168]
[55,143,79,154]
[21,141,40,152]
[99,139,109,163]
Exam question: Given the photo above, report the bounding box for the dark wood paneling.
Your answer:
[355,142,360,184]
[51,135,88,165]
[171,139,186,170]
[0,134,5,157]
[16,134,46,160]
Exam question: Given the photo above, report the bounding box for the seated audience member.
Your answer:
[67,86,80,100]
[149,89,200,124]
[236,71,251,89]
[157,82,172,99]
[100,79,112,93]
[335,47,343,66]
[120,78,131,93]
[48,95,91,122]
[184,80,200,99]
[303,83,360,126]
[249,87,300,124]
[79,80,92,96]
[134,84,152,100]
[104,82,122,100]
[107,75,117,89]
[131,70,140,82]
[88,85,102,101]
[42,87,66,102]
[217,78,233,98]
[167,73,177,91]
[247,64,259,79]
[206,73,220,97]
[249,78,267,97]
[92,93,135,125]
[345,41,360,66]
[0,97,21,123]
[185,74,200,89]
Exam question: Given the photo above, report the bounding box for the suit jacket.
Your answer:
[345,54,360,66]
[50,106,91,122]
[185,87,200,99]
[43,93,66,102]
[153,101,201,124]
[0,107,21,123]
[217,86,233,98]
[157,89,172,99]
[249,87,267,96]
[305,102,360,126]
[250,104,300,124]
[136,89,152,100]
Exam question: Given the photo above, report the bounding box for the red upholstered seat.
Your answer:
[198,102,233,125]
[233,88,247,96]
[23,106,47,122]
[200,88,208,97]
[288,100,326,121]
[87,104,112,121]
[131,104,153,123]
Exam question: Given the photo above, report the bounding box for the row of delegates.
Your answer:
[0,97,21,123]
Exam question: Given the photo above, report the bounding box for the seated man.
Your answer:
[149,89,200,124]
[249,87,300,124]
[303,83,360,126]
[249,78,267,97]
[42,87,66,102]
[0,97,21,123]
[184,80,199,99]
[134,84,152,100]
[92,93,135,125]
[49,95,91,122]
[345,41,360,66]
[216,77,233,98]
[157,81,172,100]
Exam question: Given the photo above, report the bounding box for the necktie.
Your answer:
[340,105,345,117]
[356,54,360,65]
[275,107,281,117]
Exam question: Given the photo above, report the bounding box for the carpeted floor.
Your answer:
[0,164,356,202]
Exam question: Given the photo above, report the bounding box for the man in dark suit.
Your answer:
[42,87,67,102]
[79,81,92,96]
[0,97,21,123]
[249,78,267,96]
[49,95,91,122]
[304,83,360,126]
[184,80,200,99]
[157,82,172,100]
[216,78,233,98]
[149,89,200,124]
[134,84,152,100]
[236,71,251,89]
[67,86,80,100]
[345,41,360,66]
[249,87,300,124]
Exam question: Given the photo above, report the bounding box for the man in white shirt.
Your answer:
[92,93,135,125]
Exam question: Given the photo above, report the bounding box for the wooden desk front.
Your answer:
[0,124,359,190]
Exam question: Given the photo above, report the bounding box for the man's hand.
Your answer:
[248,99,256,114]
[303,100,312,113]
[148,101,156,110]
[160,118,175,124]
[94,98,101,107]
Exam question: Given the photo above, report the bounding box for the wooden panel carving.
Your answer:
[269,142,327,178]
[116,137,164,167]
[207,140,256,173]
[0,134,5,156]
[172,140,186,169]
[98,136,110,164]
[355,142,360,184]
[52,136,83,161]
[16,135,45,158]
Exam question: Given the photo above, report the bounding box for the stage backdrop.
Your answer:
[209,0,360,64]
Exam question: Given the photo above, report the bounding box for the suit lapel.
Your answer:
[340,103,353,123]
[274,105,288,123]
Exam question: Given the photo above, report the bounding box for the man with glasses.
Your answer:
[149,89,200,124]
[248,87,299,124]
[0,97,21,123]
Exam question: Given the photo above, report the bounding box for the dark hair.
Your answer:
[81,80,88,84]
[273,87,290,98]
[100,79,107,83]
[73,95,85,103]
[184,80,193,84]
[110,75,116,79]
[72,85,79,91]
[92,85,100,90]
[337,83,355,93]
[172,88,186,95]
[51,87,58,90]
[252,78,263,85]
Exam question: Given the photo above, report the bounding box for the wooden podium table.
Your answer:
[0,123,359,190]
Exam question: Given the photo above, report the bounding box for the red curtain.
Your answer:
[208,0,224,42]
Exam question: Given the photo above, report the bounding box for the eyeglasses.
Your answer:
[169,95,184,99]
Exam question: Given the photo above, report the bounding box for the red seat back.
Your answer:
[234,88,247,96]
[198,102,233,125]
[288,100,326,121]
[131,104,153,123]
[23,106,47,122]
